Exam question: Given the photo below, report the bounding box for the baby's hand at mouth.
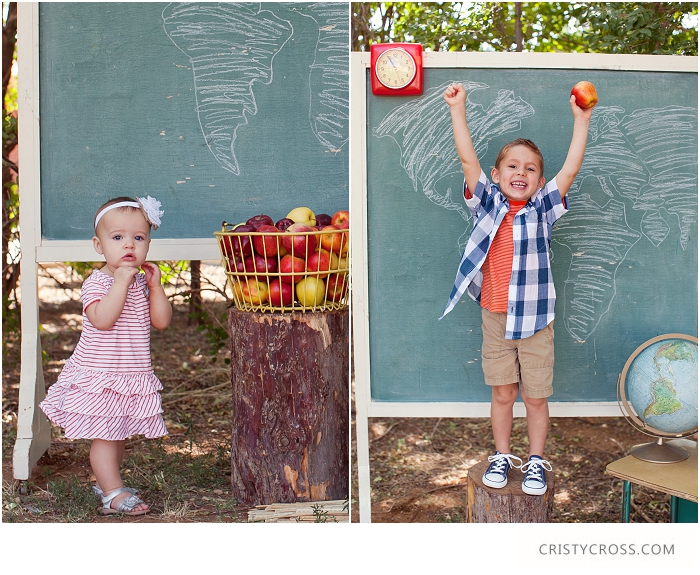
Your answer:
[113,266,139,287]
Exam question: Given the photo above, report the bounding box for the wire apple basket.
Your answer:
[215,222,350,313]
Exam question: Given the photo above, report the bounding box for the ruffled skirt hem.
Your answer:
[39,364,167,441]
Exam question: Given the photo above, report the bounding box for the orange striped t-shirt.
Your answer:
[480,200,527,313]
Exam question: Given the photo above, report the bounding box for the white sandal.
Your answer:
[92,485,138,498]
[100,487,149,516]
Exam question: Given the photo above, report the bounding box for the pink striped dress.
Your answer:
[40,269,167,440]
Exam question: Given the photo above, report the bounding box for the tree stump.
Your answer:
[228,307,349,506]
[467,459,555,522]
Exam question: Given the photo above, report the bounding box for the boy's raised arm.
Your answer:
[555,95,594,199]
[444,83,481,195]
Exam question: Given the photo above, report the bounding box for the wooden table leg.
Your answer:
[622,480,631,523]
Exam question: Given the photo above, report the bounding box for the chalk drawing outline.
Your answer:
[292,2,349,153]
[558,104,698,341]
[163,2,349,175]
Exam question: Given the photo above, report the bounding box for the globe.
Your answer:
[618,334,698,463]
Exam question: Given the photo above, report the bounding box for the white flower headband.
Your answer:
[94,196,164,230]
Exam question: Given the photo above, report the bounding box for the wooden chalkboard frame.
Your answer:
[350,51,698,522]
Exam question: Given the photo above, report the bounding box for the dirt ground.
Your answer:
[2,264,695,523]
[351,414,690,523]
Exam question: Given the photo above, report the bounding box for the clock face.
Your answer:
[374,48,417,89]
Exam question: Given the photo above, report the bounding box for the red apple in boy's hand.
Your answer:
[330,210,349,229]
[252,224,281,257]
[570,81,598,110]
[268,278,294,307]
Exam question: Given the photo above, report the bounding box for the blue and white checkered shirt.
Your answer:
[439,170,568,340]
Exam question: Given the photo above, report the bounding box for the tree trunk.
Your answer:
[515,2,523,52]
[467,459,555,522]
[187,260,202,326]
[228,307,349,506]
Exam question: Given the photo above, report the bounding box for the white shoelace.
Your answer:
[486,453,523,474]
[521,458,553,483]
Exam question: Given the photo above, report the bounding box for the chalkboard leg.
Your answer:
[13,258,52,480]
[622,480,631,523]
[13,354,52,479]
[356,407,372,523]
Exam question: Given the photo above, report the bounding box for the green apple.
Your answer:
[286,206,316,227]
[296,276,326,307]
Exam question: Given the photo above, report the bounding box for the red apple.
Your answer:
[281,223,317,259]
[315,213,332,227]
[253,224,281,257]
[275,217,295,232]
[233,278,269,305]
[226,254,245,274]
[319,224,344,254]
[306,249,332,278]
[571,81,598,110]
[222,224,255,260]
[279,254,306,284]
[268,278,294,307]
[325,273,347,301]
[330,210,349,229]
[246,214,274,230]
[243,254,278,280]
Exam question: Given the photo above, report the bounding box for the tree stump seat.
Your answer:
[467,459,555,522]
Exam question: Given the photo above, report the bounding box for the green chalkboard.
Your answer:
[39,2,348,240]
[367,66,697,403]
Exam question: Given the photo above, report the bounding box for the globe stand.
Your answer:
[630,437,690,464]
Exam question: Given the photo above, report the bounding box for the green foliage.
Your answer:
[578,2,698,55]
[352,2,698,55]
[1,291,19,334]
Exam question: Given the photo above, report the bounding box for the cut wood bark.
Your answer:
[467,459,554,523]
[229,308,349,506]
[247,499,348,522]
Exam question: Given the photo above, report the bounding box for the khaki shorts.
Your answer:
[481,308,554,399]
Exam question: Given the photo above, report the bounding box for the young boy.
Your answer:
[441,83,593,495]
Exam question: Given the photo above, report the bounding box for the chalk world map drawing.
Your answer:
[163,2,349,176]
[373,82,697,342]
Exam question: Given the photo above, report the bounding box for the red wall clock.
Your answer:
[370,43,423,96]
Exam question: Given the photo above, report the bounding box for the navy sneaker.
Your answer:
[482,452,523,489]
[521,455,553,495]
